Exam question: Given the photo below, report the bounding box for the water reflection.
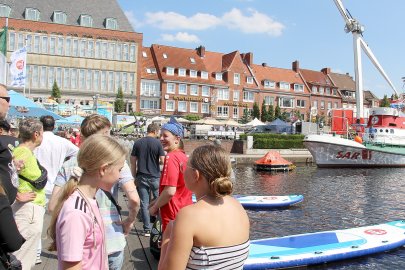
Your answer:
[233,164,405,269]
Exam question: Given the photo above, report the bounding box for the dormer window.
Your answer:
[190,70,197,78]
[0,5,11,18]
[190,57,195,64]
[178,68,186,77]
[215,72,222,81]
[264,80,275,88]
[166,67,174,76]
[201,71,208,79]
[294,83,304,92]
[163,53,168,59]
[146,68,156,74]
[105,18,118,30]
[53,11,67,24]
[279,81,290,90]
[247,77,253,84]
[142,51,147,57]
[25,8,40,21]
[80,14,93,27]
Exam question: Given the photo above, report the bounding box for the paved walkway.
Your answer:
[34,190,159,270]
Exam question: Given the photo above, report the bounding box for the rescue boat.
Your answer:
[254,151,295,172]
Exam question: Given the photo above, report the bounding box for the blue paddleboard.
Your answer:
[244,220,405,269]
[192,194,303,209]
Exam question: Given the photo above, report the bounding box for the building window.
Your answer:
[141,80,159,96]
[105,18,118,30]
[106,43,114,59]
[72,39,78,56]
[279,82,290,90]
[116,44,122,60]
[312,86,317,93]
[53,11,67,24]
[333,89,337,95]
[202,86,209,97]
[130,45,136,62]
[313,100,318,108]
[99,71,106,90]
[320,101,325,109]
[234,73,240,85]
[190,102,198,113]
[190,85,198,96]
[233,90,239,101]
[247,77,253,84]
[166,100,175,111]
[33,35,40,53]
[80,14,93,27]
[49,37,56,54]
[142,51,147,57]
[87,41,94,58]
[123,44,129,60]
[25,8,40,21]
[233,107,239,119]
[217,106,229,117]
[264,80,275,88]
[57,37,63,55]
[101,42,107,59]
[94,71,99,90]
[216,73,222,81]
[190,57,195,64]
[334,102,338,108]
[201,103,209,114]
[167,83,175,94]
[25,34,32,52]
[40,67,46,88]
[115,72,121,91]
[178,101,187,112]
[279,97,294,108]
[179,84,187,95]
[17,33,24,49]
[32,66,38,87]
[129,73,135,94]
[294,84,304,92]
[201,71,208,79]
[141,100,160,110]
[326,87,331,95]
[327,101,332,109]
[217,89,229,100]
[243,91,254,102]
[47,67,54,88]
[65,38,71,56]
[146,68,156,74]
[41,36,48,53]
[9,32,15,51]
[296,99,305,108]
[319,87,324,94]
[71,69,78,89]
[264,96,274,105]
[79,69,85,89]
[0,4,11,17]
[79,40,86,57]
[166,67,174,75]
[107,72,113,92]
[86,70,92,90]
[163,53,168,59]
[190,70,197,78]
[178,68,186,77]
[63,68,70,88]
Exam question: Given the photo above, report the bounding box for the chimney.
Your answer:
[196,45,205,57]
[292,60,299,72]
[262,62,267,67]
[321,67,330,74]
[243,52,253,66]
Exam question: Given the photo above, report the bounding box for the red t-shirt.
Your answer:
[159,150,192,232]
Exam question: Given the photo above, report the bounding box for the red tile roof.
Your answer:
[140,46,159,80]
[328,72,355,91]
[300,69,334,87]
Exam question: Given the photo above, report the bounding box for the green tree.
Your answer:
[185,114,201,121]
[114,86,125,113]
[275,105,281,119]
[267,104,275,122]
[241,109,251,124]
[51,81,61,102]
[252,102,260,119]
[380,95,391,107]
[260,100,268,122]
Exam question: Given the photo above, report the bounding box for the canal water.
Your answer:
[233,164,405,269]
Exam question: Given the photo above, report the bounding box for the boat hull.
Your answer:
[304,135,405,167]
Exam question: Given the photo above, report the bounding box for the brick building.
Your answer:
[0,0,142,115]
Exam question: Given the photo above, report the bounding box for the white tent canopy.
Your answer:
[245,118,265,126]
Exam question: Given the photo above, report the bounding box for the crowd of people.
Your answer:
[0,83,250,270]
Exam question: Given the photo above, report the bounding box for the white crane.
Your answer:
[333,0,398,121]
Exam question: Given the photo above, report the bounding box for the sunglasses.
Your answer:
[0,96,10,103]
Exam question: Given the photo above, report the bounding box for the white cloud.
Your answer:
[141,8,285,37]
[124,10,142,29]
[161,32,201,43]
[145,11,221,30]
[222,8,284,36]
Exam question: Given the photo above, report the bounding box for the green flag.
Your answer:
[0,26,7,84]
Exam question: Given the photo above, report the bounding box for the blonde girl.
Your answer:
[159,145,250,270]
[48,135,126,270]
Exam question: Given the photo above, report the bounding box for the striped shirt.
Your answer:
[186,240,250,270]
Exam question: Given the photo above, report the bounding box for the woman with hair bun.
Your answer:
[158,145,250,270]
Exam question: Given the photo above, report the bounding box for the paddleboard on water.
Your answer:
[192,194,304,209]
[244,220,405,269]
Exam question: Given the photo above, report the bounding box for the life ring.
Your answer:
[364,228,387,235]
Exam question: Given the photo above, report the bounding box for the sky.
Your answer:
[118,0,405,98]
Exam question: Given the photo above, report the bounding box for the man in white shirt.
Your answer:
[34,116,79,199]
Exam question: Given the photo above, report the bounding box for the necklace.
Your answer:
[196,194,208,202]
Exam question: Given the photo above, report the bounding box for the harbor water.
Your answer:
[233,164,405,269]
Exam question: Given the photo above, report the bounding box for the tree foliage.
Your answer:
[380,95,391,107]
[114,86,125,113]
[51,81,61,102]
[274,105,281,119]
[260,100,268,122]
[252,102,260,119]
[267,105,274,122]
[241,109,251,124]
[185,114,201,121]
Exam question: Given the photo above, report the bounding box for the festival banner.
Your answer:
[9,47,27,87]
